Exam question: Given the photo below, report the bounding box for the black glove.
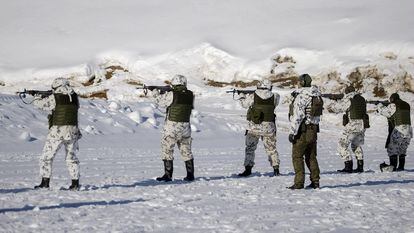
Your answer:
[288,134,296,143]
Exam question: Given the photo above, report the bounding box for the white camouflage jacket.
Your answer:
[152,90,192,135]
[289,86,321,135]
[378,103,413,138]
[32,86,80,141]
[239,89,280,134]
[329,91,365,133]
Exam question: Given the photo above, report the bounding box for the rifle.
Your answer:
[16,89,53,104]
[321,93,344,100]
[136,85,172,96]
[366,100,390,106]
[226,89,255,99]
[385,118,395,148]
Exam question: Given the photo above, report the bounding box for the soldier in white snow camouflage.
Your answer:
[32,77,81,190]
[237,79,281,177]
[329,86,368,173]
[151,75,195,182]
[377,93,412,172]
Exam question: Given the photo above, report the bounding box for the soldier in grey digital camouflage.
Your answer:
[151,75,195,182]
[287,74,322,189]
[329,85,368,173]
[236,79,281,177]
[32,77,81,190]
[377,93,412,172]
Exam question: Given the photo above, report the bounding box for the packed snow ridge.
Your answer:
[1,43,414,101]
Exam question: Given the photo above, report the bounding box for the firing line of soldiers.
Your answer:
[18,74,411,190]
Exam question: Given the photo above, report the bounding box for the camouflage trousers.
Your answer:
[244,131,280,167]
[291,125,320,186]
[337,130,365,161]
[387,129,411,156]
[40,137,80,180]
[161,121,193,161]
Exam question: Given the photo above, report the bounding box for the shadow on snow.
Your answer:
[85,172,279,189]
[0,188,33,194]
[322,179,414,189]
[0,198,145,214]
[2,169,413,193]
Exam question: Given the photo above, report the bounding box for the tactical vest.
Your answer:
[167,89,194,122]
[51,93,79,126]
[247,93,275,124]
[349,94,366,119]
[392,99,411,126]
[305,96,323,117]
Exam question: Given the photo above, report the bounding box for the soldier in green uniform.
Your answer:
[288,74,322,189]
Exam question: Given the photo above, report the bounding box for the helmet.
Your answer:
[389,93,400,103]
[298,74,312,87]
[257,79,272,90]
[51,77,70,89]
[171,74,187,86]
[344,85,355,94]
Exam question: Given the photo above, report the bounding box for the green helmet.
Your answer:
[389,93,400,103]
[298,74,312,87]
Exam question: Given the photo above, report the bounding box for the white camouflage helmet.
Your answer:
[171,74,187,86]
[257,79,272,90]
[51,77,70,89]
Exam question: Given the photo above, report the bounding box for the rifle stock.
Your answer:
[321,93,344,100]
[366,100,390,106]
[136,85,172,96]
[226,89,255,99]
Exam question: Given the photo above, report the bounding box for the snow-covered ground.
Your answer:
[1,92,414,232]
[1,0,414,232]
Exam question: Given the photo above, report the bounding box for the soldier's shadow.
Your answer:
[131,173,249,186]
[0,198,145,214]
[322,179,414,189]
[86,172,275,189]
[320,169,375,175]
[84,179,189,189]
[0,188,32,194]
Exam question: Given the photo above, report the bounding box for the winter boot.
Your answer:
[69,179,80,191]
[34,177,50,189]
[287,184,304,190]
[273,165,280,176]
[338,160,353,173]
[183,159,195,181]
[238,166,253,177]
[156,160,173,182]
[389,155,398,172]
[353,160,364,173]
[306,182,320,189]
[380,162,393,172]
[397,154,406,171]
